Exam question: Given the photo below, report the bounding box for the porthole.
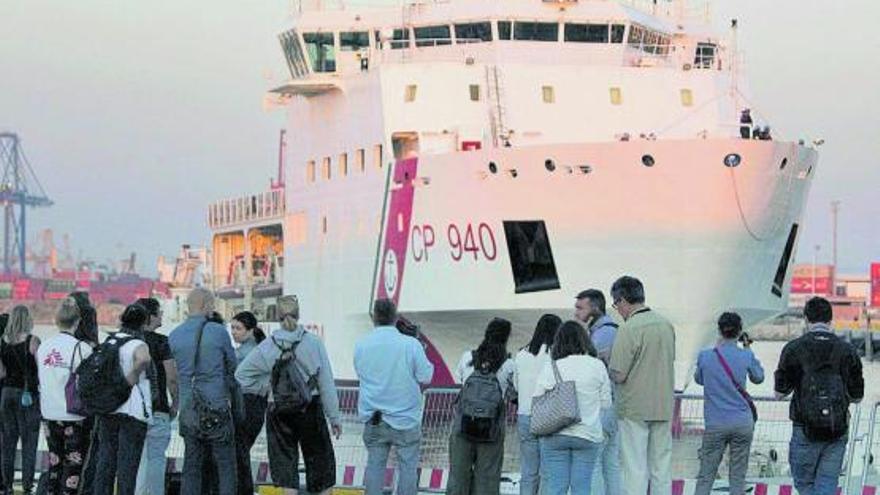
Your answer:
[724,153,742,168]
[488,162,498,174]
[508,169,518,178]
[544,159,556,172]
[579,165,593,175]
[780,157,788,170]
[641,154,655,167]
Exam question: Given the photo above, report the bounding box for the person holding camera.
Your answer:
[693,312,764,495]
[354,299,434,495]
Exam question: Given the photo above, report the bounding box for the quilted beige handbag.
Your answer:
[529,359,581,436]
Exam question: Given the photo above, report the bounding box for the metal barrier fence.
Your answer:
[158,388,868,491]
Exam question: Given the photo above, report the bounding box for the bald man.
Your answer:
[169,288,239,495]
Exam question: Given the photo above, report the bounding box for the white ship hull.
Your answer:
[285,138,816,389]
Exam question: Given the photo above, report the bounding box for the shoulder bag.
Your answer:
[179,321,233,442]
[714,347,758,422]
[529,359,580,436]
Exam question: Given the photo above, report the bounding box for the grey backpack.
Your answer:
[457,357,505,443]
[270,337,312,415]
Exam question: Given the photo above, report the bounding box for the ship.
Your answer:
[209,0,818,389]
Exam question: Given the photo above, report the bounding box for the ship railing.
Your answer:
[207,189,286,230]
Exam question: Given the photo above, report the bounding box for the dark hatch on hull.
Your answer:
[502,220,561,294]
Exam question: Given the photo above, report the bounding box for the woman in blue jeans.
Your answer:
[513,314,561,495]
[533,321,611,495]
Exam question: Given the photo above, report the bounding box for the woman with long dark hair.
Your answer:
[447,318,516,495]
[230,311,268,495]
[534,320,611,495]
[0,305,41,495]
[514,314,562,495]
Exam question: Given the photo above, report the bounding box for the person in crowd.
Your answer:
[354,299,433,495]
[775,297,864,495]
[236,295,341,495]
[693,312,764,495]
[739,108,753,139]
[0,305,41,495]
[229,311,268,495]
[513,314,561,495]
[231,311,266,365]
[533,320,611,495]
[608,276,676,495]
[37,298,94,495]
[94,304,153,495]
[69,291,99,346]
[169,288,239,495]
[0,312,8,495]
[447,317,516,495]
[67,291,101,495]
[133,298,179,495]
[575,289,621,495]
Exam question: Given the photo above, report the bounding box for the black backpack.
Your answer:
[797,332,850,441]
[75,334,135,415]
[270,337,312,415]
[457,357,505,443]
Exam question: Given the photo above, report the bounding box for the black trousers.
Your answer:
[235,394,267,495]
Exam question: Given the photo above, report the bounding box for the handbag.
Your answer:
[714,348,758,422]
[529,359,580,436]
[179,321,233,442]
[65,340,87,416]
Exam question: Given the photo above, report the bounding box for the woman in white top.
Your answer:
[93,304,152,495]
[533,320,612,495]
[513,314,561,495]
[447,318,515,495]
[36,297,93,495]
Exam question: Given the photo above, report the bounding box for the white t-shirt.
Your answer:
[455,350,516,396]
[533,354,611,443]
[113,332,152,422]
[514,346,551,415]
[37,332,93,422]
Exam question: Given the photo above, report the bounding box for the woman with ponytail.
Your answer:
[235,295,341,495]
[229,311,267,495]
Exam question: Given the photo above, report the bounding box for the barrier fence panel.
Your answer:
[115,388,871,492]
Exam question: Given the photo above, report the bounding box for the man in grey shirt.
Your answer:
[169,288,238,495]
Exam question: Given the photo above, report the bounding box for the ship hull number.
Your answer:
[411,223,497,263]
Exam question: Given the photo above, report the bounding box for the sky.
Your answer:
[0,0,878,276]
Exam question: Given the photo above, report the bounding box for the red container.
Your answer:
[871,263,880,308]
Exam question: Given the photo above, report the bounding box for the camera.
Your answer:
[738,332,753,347]
[396,316,420,338]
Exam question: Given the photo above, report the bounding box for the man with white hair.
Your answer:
[169,288,239,495]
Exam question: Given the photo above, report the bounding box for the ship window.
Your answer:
[680,88,693,107]
[503,220,561,294]
[356,148,366,172]
[469,84,481,101]
[392,28,410,49]
[695,42,717,68]
[374,144,384,169]
[414,25,452,47]
[611,24,626,43]
[303,32,336,72]
[321,157,331,180]
[609,87,622,105]
[340,31,370,51]
[306,160,316,183]
[772,224,799,297]
[455,22,492,43]
[280,29,309,79]
[514,22,559,42]
[404,84,418,102]
[339,153,348,177]
[497,21,512,40]
[542,85,555,103]
[564,23,609,43]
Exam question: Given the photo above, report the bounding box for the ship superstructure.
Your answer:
[260,0,817,387]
